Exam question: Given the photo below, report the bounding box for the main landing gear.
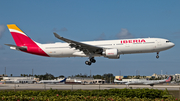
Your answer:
[85,57,96,66]
[156,52,159,59]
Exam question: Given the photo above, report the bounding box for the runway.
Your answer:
[0,84,180,91]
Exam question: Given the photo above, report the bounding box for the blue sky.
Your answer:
[0,1,180,77]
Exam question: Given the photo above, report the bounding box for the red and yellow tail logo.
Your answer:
[7,24,49,57]
[7,24,29,46]
[7,24,27,36]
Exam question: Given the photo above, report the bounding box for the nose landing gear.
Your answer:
[156,52,159,59]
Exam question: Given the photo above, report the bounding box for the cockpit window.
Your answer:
[166,41,171,43]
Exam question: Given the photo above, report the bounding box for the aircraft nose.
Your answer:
[164,41,175,49]
[171,42,175,47]
[168,42,175,49]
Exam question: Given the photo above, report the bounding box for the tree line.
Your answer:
[17,73,115,83]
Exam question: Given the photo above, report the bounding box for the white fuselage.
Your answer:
[125,79,166,85]
[37,38,174,58]
[6,24,175,65]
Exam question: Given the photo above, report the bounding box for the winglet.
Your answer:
[53,32,71,43]
[53,32,62,39]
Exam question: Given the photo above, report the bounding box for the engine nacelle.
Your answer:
[102,49,120,59]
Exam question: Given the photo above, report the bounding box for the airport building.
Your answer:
[2,76,39,84]
[0,75,8,80]
[1,76,105,84]
[156,74,180,82]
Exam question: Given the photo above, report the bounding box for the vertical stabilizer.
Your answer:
[7,24,35,46]
[166,76,173,82]
[7,24,49,57]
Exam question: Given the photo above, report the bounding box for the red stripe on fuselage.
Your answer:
[11,32,49,57]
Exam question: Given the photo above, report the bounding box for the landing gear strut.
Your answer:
[90,57,96,63]
[156,52,159,59]
[85,57,96,66]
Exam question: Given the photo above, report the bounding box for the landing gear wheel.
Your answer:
[90,58,96,63]
[85,61,91,65]
[150,84,154,87]
[85,57,96,65]
[156,52,159,59]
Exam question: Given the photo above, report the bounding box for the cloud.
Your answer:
[52,27,68,32]
[172,31,180,35]
[171,31,180,39]
[116,28,134,39]
[60,27,68,32]
[0,44,4,50]
[0,25,5,38]
[95,33,106,40]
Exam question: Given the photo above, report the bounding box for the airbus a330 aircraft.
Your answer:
[6,24,175,65]
[39,78,66,84]
[124,76,173,87]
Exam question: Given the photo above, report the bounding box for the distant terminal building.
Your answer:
[157,74,180,82]
[115,76,124,80]
[175,74,180,81]
[2,76,39,84]
[0,75,8,79]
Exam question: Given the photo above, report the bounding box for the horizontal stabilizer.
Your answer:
[5,44,27,51]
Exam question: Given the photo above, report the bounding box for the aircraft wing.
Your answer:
[54,33,103,55]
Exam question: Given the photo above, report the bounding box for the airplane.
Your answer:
[39,78,66,84]
[124,76,173,86]
[5,24,175,65]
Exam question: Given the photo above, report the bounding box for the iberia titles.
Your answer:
[120,39,146,44]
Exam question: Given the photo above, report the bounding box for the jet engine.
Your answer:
[102,49,120,59]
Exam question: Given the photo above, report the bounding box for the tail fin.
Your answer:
[166,76,173,82]
[60,78,67,83]
[7,24,36,47]
[7,24,49,57]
